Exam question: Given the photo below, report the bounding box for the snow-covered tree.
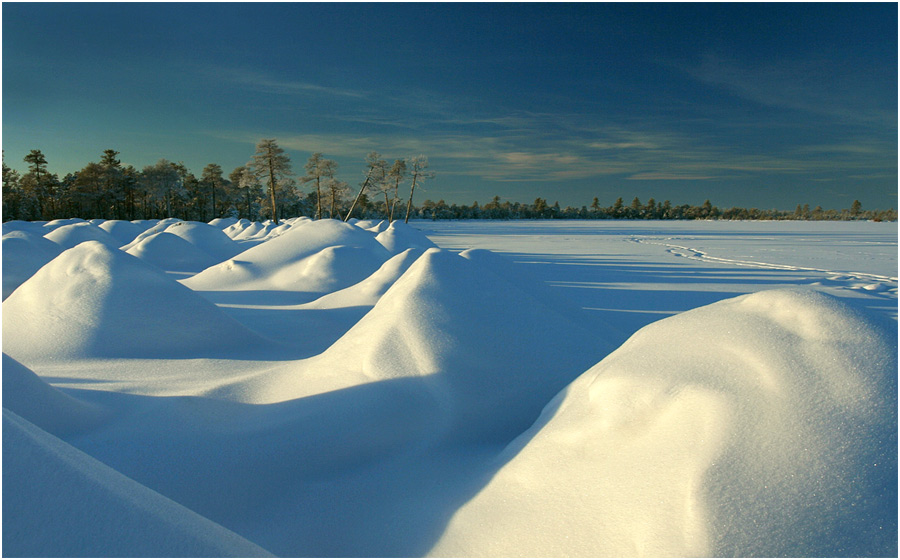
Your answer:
[323,177,350,219]
[201,163,226,219]
[404,155,434,223]
[385,159,406,222]
[141,159,181,217]
[345,151,387,221]
[249,139,292,225]
[300,152,338,220]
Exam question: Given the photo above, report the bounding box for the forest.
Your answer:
[3,140,896,223]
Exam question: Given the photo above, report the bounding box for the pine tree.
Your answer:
[301,153,337,220]
[249,139,292,225]
[201,163,225,219]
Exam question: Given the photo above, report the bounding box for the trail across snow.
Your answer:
[2,218,896,557]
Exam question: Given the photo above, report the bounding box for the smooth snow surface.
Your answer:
[3,409,273,557]
[430,288,897,557]
[2,219,896,557]
[3,241,277,360]
[43,221,122,250]
[1,230,63,299]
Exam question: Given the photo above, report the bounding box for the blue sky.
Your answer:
[3,2,897,210]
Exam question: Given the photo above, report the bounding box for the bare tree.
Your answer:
[385,159,406,222]
[345,151,387,222]
[404,155,434,223]
[249,139,292,225]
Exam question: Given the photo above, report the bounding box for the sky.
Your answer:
[2,2,897,211]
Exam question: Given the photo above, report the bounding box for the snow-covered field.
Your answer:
[2,217,897,557]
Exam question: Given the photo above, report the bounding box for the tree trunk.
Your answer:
[344,173,372,222]
[267,158,278,225]
[315,177,322,220]
[404,173,418,224]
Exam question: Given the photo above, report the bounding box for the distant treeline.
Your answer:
[2,147,895,223]
[416,196,897,222]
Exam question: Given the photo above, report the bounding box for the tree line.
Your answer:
[3,142,894,223]
[414,196,896,222]
[2,139,434,224]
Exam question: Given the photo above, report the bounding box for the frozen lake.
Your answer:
[416,220,898,339]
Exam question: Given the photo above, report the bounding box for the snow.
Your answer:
[3,240,279,360]
[1,230,62,299]
[42,221,123,250]
[2,218,896,557]
[429,288,896,557]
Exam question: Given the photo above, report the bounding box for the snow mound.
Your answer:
[42,217,88,231]
[2,241,275,360]
[162,221,242,262]
[97,219,147,245]
[257,248,612,442]
[43,221,122,249]
[209,217,240,229]
[354,219,388,232]
[303,248,424,310]
[430,289,897,558]
[119,218,184,251]
[183,219,391,296]
[125,231,220,273]
[375,220,438,254]
[2,219,48,235]
[2,409,274,557]
[2,354,108,436]
[2,230,63,299]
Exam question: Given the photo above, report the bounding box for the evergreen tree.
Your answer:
[2,152,22,220]
[22,149,50,219]
[201,163,226,219]
[612,197,624,218]
[249,139,292,225]
[301,152,337,220]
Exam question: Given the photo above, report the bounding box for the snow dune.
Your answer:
[430,289,897,557]
[1,218,895,557]
[2,241,278,360]
[183,218,392,300]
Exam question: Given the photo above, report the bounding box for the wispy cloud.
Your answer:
[682,54,896,128]
[205,66,368,99]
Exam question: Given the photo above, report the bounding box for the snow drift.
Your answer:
[2,241,276,360]
[2,229,63,299]
[183,218,391,297]
[43,221,122,250]
[2,409,273,558]
[125,231,221,273]
[253,248,615,443]
[430,289,897,558]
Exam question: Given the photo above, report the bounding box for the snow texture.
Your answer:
[1,218,896,557]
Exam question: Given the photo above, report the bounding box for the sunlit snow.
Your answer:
[2,218,896,557]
